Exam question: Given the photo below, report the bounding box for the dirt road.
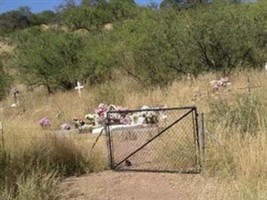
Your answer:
[61,171,203,200]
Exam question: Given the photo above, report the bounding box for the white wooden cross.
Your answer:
[75,81,84,98]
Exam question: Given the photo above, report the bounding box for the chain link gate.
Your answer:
[106,107,202,173]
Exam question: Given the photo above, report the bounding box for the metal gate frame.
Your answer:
[105,106,204,173]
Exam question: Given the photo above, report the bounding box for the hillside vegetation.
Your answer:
[0,0,267,96]
[1,0,267,199]
[1,71,267,199]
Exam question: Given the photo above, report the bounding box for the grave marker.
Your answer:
[75,81,84,98]
[10,88,19,107]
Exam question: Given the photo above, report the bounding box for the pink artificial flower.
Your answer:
[38,117,51,128]
[60,123,71,130]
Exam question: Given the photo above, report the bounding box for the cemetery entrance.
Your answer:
[106,107,203,173]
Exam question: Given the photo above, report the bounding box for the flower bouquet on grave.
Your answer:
[38,117,51,129]
[72,116,85,129]
[60,123,71,130]
[85,114,96,126]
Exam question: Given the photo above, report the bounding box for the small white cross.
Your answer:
[75,81,84,98]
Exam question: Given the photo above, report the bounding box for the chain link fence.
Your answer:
[107,107,202,173]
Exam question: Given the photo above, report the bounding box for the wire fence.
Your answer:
[0,107,205,173]
[107,107,202,173]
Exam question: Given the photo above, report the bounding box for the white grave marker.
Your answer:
[10,88,20,108]
[75,81,84,98]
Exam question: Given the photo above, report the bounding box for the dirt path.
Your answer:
[60,171,203,200]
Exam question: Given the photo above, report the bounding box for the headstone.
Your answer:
[75,81,84,98]
[10,87,20,107]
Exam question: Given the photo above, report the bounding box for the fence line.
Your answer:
[107,107,201,173]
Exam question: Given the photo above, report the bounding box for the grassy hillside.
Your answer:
[1,1,267,199]
[0,69,267,199]
[1,1,267,98]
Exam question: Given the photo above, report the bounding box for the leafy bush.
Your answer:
[14,28,86,93]
[0,10,30,35]
[5,1,267,89]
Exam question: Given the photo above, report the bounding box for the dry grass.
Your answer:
[0,40,14,53]
[1,69,267,199]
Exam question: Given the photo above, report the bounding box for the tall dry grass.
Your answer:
[0,87,107,199]
[0,134,106,199]
[1,69,267,199]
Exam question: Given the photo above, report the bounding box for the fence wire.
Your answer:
[107,107,201,173]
